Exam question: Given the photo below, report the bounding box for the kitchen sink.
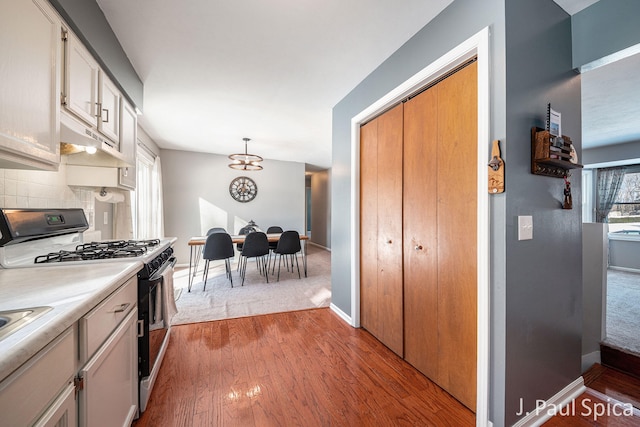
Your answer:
[0,306,52,341]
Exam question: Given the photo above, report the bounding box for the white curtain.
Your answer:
[135,148,165,239]
[151,155,165,237]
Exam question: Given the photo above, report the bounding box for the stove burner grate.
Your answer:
[34,239,161,264]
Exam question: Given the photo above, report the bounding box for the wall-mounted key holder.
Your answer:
[488,140,504,194]
[531,127,583,178]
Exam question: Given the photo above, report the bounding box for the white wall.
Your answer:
[160,149,306,265]
[0,160,96,228]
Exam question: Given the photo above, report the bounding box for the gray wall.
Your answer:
[503,1,583,425]
[572,0,640,69]
[310,170,331,249]
[161,149,305,265]
[609,237,640,270]
[49,0,144,109]
[331,0,507,423]
[583,140,640,167]
[331,0,587,424]
[582,223,607,370]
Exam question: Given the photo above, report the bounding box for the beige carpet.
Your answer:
[170,245,331,325]
[604,269,640,354]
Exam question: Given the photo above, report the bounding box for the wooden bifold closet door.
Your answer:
[360,61,477,411]
[360,103,404,357]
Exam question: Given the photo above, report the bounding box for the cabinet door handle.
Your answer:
[102,108,109,123]
[113,302,130,313]
[415,245,423,251]
[387,239,393,244]
[95,102,102,118]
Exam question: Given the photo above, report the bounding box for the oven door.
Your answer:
[137,256,176,380]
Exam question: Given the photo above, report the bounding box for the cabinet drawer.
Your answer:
[80,275,137,361]
[0,327,75,427]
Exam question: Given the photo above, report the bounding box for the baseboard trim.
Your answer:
[512,377,586,427]
[308,242,331,252]
[609,266,640,274]
[330,303,353,326]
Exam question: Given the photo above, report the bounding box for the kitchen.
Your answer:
[0,0,177,425]
[5,0,640,426]
[0,0,326,425]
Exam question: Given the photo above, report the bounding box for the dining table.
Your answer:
[187,233,309,288]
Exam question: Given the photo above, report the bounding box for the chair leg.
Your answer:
[203,260,210,291]
[226,259,234,287]
[241,256,247,286]
[263,256,269,283]
[277,254,282,281]
[294,253,300,278]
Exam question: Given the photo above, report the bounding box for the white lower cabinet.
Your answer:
[33,382,77,427]
[0,327,76,426]
[77,276,138,427]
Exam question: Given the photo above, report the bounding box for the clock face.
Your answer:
[229,176,258,203]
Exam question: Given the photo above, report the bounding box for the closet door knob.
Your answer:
[415,245,423,251]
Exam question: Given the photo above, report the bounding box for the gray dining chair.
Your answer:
[239,231,270,286]
[200,232,235,291]
[206,227,227,235]
[273,230,302,281]
[266,225,283,270]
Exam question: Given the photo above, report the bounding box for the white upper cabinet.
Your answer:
[118,100,137,189]
[0,0,61,170]
[98,73,121,145]
[64,31,99,127]
[63,29,122,148]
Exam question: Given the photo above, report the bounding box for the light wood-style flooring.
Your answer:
[133,308,474,426]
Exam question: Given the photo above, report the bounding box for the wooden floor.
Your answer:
[543,363,640,426]
[133,308,475,426]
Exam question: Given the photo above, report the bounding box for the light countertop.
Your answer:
[0,261,142,381]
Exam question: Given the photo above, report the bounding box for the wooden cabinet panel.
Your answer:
[359,104,404,356]
[403,86,439,378]
[360,119,379,338]
[375,104,404,356]
[436,61,478,411]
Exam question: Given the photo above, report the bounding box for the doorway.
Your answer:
[349,27,490,423]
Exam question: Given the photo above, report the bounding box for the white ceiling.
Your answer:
[95,0,453,169]
[96,0,636,168]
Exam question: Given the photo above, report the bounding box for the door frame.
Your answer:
[348,27,490,426]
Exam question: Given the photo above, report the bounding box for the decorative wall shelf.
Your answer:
[531,127,583,178]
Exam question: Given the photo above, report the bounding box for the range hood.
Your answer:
[60,111,132,168]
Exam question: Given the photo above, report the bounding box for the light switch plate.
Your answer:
[518,216,533,240]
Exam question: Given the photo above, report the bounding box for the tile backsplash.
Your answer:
[0,162,96,229]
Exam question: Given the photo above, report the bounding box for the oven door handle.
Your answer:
[148,256,177,282]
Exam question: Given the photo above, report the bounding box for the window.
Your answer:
[607,170,640,233]
[132,146,164,239]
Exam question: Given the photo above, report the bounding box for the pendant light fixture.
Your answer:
[228,137,263,171]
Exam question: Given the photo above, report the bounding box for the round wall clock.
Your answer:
[229,176,258,203]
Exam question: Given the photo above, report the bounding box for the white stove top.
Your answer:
[0,233,174,269]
